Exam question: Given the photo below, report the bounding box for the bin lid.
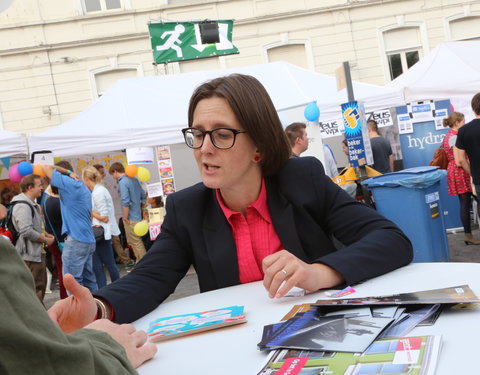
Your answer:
[361,165,447,188]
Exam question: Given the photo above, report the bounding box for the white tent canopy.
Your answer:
[388,41,480,103]
[28,62,404,157]
[0,129,28,158]
[281,64,404,121]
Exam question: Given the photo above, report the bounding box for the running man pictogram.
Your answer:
[155,24,186,58]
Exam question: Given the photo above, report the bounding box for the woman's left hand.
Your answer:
[262,250,344,299]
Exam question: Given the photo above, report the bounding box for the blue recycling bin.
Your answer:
[362,166,449,263]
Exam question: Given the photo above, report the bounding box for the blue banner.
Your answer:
[341,101,373,167]
[397,100,450,169]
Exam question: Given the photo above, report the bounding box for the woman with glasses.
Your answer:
[49,74,412,326]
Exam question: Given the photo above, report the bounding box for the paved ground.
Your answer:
[44,228,480,310]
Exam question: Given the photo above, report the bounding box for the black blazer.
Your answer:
[96,157,412,323]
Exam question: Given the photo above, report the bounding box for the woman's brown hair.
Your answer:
[188,74,291,176]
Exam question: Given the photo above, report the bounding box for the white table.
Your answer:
[133,263,480,374]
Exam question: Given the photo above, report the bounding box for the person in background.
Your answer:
[37,176,51,208]
[93,164,133,268]
[0,237,156,373]
[285,122,308,157]
[109,162,147,265]
[11,174,55,302]
[456,93,480,200]
[443,112,480,245]
[0,187,15,207]
[285,121,338,177]
[367,120,394,173]
[43,185,68,299]
[41,162,97,293]
[83,166,121,288]
[37,175,55,294]
[322,144,339,178]
[48,74,413,327]
[342,138,349,161]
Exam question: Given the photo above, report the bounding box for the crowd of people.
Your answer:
[1,74,479,373]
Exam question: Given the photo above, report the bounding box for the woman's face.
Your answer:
[456,118,466,128]
[192,97,261,193]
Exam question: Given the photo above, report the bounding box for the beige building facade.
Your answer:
[0,0,479,134]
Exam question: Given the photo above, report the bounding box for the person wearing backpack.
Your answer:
[11,174,55,302]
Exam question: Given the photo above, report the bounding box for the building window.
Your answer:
[387,50,419,80]
[94,68,137,97]
[449,16,480,41]
[83,0,121,13]
[383,27,422,80]
[267,44,308,69]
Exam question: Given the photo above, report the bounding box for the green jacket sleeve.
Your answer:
[0,238,137,375]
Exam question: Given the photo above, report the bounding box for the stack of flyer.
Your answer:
[147,305,246,342]
[257,284,480,375]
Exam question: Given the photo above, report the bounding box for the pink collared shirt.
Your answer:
[216,179,283,283]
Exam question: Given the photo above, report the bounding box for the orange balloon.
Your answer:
[33,164,46,177]
[125,164,138,178]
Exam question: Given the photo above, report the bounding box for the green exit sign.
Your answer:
[149,20,239,64]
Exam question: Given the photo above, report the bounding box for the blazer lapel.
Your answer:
[266,177,305,259]
[203,191,239,287]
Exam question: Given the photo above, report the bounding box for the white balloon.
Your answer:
[0,0,14,13]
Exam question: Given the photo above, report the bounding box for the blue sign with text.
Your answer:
[397,100,450,169]
[342,101,373,167]
[397,99,461,230]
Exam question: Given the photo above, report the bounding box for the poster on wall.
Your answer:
[434,109,448,131]
[156,145,176,196]
[397,114,414,135]
[146,182,163,198]
[126,147,154,164]
[408,101,435,122]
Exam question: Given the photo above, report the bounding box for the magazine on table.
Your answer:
[146,305,246,342]
[313,285,480,307]
[258,309,394,353]
[257,335,442,375]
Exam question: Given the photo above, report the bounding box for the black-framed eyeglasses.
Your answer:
[181,127,247,150]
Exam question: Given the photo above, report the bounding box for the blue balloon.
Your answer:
[304,101,320,122]
[17,161,33,176]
